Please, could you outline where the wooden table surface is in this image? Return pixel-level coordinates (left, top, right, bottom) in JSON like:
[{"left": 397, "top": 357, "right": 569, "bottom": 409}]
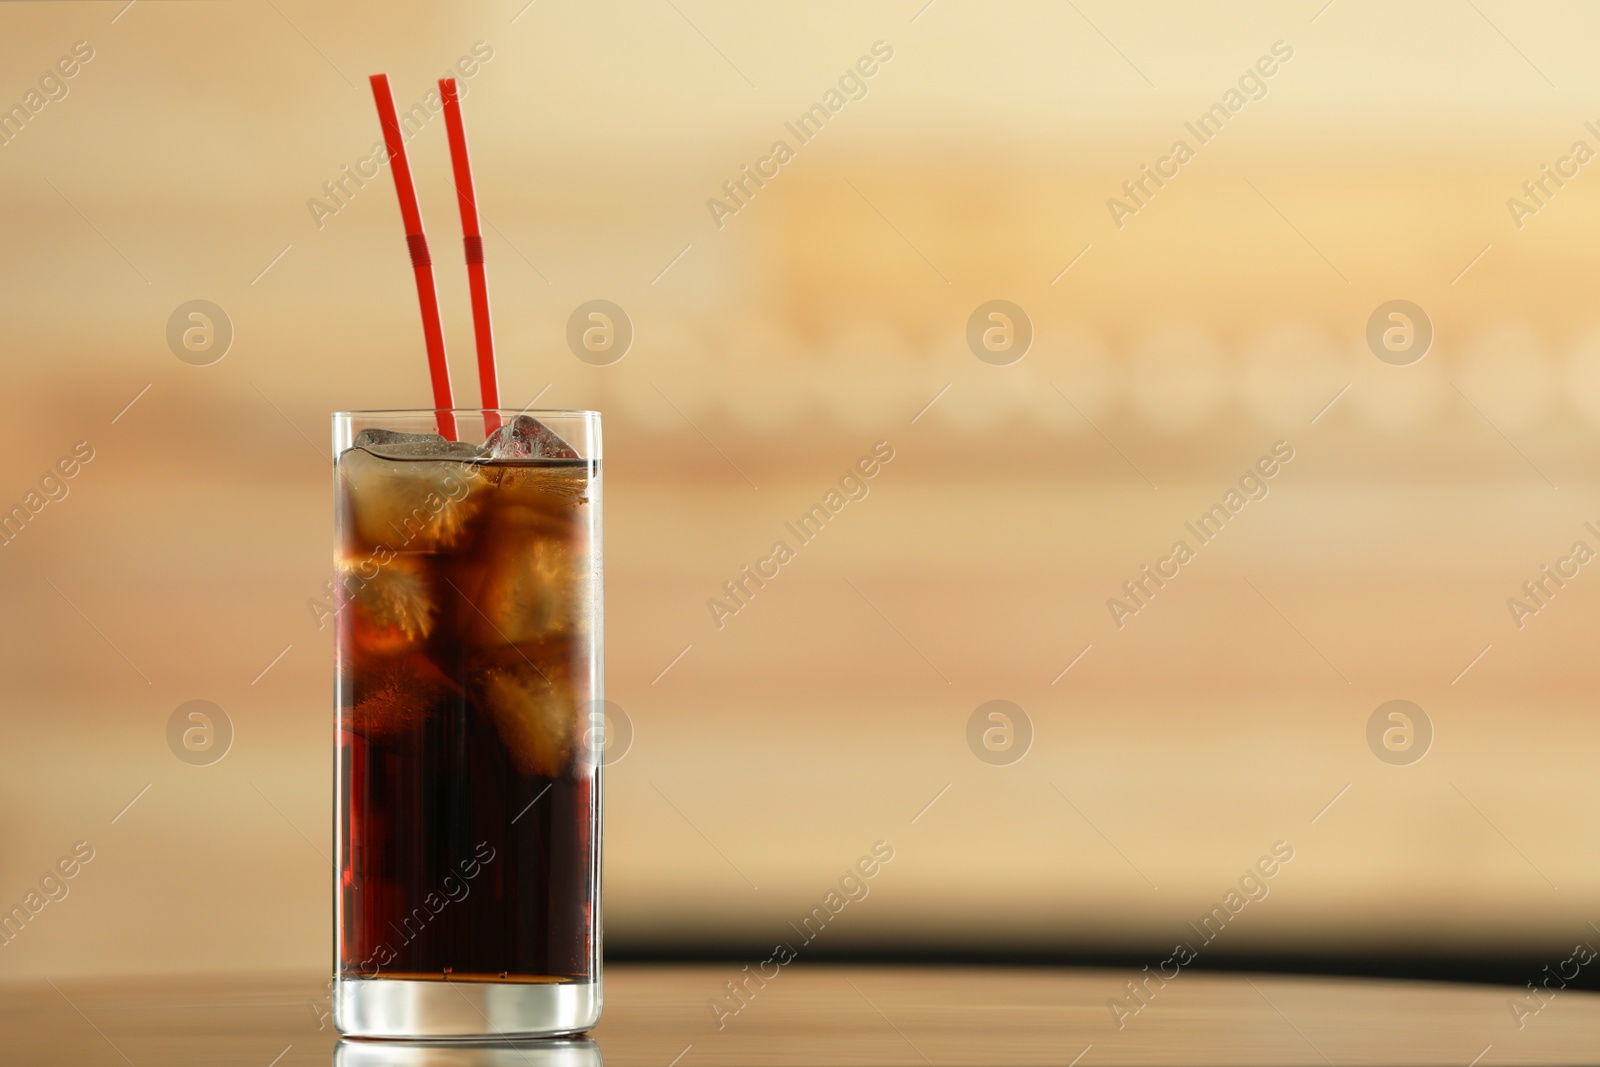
[{"left": 3, "top": 965, "right": 1595, "bottom": 1066}]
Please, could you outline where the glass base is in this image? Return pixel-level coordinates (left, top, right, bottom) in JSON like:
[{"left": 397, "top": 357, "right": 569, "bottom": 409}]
[
  {"left": 336, "top": 1037, "right": 601, "bottom": 1066},
  {"left": 334, "top": 976, "right": 601, "bottom": 1039}
]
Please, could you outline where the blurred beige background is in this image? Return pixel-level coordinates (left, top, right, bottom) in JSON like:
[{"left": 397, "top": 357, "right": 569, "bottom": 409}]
[{"left": 2, "top": 0, "right": 1599, "bottom": 979}]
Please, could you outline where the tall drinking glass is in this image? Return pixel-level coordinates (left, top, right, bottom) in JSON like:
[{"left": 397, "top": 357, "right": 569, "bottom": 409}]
[{"left": 331, "top": 409, "right": 602, "bottom": 1038}]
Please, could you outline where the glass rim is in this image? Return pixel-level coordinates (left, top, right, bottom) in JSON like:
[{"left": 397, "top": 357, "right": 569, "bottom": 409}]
[{"left": 332, "top": 408, "right": 599, "bottom": 419}]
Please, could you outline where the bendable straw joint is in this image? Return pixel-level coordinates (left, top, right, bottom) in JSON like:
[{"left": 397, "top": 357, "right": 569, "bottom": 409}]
[
  {"left": 406, "top": 233, "right": 432, "bottom": 268},
  {"left": 463, "top": 235, "right": 485, "bottom": 265}
]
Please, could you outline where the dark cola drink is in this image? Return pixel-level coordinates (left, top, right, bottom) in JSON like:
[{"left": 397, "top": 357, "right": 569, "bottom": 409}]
[{"left": 333, "top": 411, "right": 602, "bottom": 1038}]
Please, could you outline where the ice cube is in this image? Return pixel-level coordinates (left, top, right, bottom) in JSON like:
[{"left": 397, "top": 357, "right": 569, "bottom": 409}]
[
  {"left": 475, "top": 655, "right": 582, "bottom": 777},
  {"left": 455, "top": 506, "right": 592, "bottom": 649},
  {"left": 340, "top": 554, "right": 434, "bottom": 643},
  {"left": 344, "top": 657, "right": 445, "bottom": 739},
  {"left": 482, "top": 463, "right": 592, "bottom": 502},
  {"left": 352, "top": 428, "right": 487, "bottom": 461},
  {"left": 339, "top": 445, "right": 484, "bottom": 551},
  {"left": 484, "top": 415, "right": 579, "bottom": 460}
]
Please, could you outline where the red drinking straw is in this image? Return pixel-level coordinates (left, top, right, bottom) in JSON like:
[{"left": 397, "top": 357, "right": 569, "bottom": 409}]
[
  {"left": 369, "top": 73, "right": 457, "bottom": 441},
  {"left": 439, "top": 78, "right": 501, "bottom": 435}
]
